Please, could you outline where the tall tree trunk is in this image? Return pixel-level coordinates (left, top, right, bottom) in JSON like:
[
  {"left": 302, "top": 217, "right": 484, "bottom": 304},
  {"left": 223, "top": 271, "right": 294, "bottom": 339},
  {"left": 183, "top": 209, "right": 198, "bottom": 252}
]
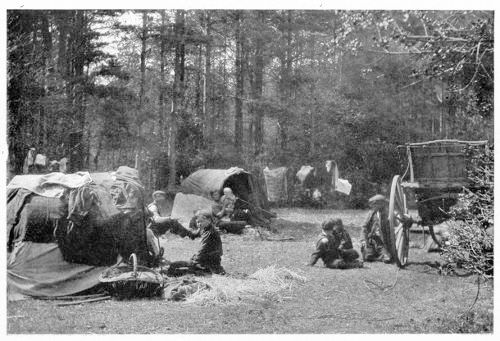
[
  {"left": 234, "top": 11, "right": 244, "bottom": 152},
  {"left": 158, "top": 10, "right": 167, "bottom": 145},
  {"left": 218, "top": 33, "right": 228, "bottom": 135},
  {"left": 252, "top": 11, "right": 265, "bottom": 156},
  {"left": 30, "top": 26, "right": 43, "bottom": 148},
  {"left": 204, "top": 11, "right": 213, "bottom": 143},
  {"left": 40, "top": 11, "right": 52, "bottom": 150},
  {"left": 245, "top": 39, "right": 254, "bottom": 148},
  {"left": 308, "top": 36, "right": 316, "bottom": 156},
  {"left": 68, "top": 10, "right": 87, "bottom": 171},
  {"left": 55, "top": 11, "right": 69, "bottom": 79},
  {"left": 139, "top": 11, "right": 147, "bottom": 109},
  {"left": 56, "top": 11, "right": 75, "bottom": 164},
  {"left": 195, "top": 43, "right": 203, "bottom": 121},
  {"left": 136, "top": 11, "right": 148, "bottom": 169},
  {"left": 278, "top": 10, "right": 293, "bottom": 150},
  {"left": 168, "top": 10, "right": 186, "bottom": 191},
  {"left": 53, "top": 11, "right": 71, "bottom": 155},
  {"left": 7, "top": 11, "right": 35, "bottom": 174}
]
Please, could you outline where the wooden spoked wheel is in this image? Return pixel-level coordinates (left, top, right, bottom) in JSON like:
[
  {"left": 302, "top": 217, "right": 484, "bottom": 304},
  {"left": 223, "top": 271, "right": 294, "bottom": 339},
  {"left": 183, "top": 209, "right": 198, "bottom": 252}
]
[{"left": 389, "top": 175, "right": 410, "bottom": 267}]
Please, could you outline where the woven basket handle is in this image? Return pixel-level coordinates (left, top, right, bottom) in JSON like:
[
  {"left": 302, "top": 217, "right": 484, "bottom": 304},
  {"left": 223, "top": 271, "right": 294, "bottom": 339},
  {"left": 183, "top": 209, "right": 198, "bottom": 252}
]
[{"left": 129, "top": 253, "right": 137, "bottom": 277}]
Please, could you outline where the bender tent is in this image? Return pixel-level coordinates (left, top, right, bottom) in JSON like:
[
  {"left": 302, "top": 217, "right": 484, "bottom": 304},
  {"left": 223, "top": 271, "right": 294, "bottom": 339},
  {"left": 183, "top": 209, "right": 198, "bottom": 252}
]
[
  {"left": 179, "top": 167, "right": 274, "bottom": 226},
  {"left": 7, "top": 168, "right": 150, "bottom": 300}
]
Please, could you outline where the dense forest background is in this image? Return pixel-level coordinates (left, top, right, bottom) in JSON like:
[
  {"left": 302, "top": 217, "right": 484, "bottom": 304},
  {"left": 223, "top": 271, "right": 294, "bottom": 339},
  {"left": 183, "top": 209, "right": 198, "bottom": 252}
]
[{"left": 7, "top": 10, "right": 494, "bottom": 207}]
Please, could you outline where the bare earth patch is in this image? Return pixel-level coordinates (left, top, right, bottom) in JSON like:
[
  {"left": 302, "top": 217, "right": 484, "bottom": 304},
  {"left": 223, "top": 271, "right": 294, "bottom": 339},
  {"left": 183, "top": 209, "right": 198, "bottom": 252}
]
[{"left": 7, "top": 209, "right": 493, "bottom": 334}]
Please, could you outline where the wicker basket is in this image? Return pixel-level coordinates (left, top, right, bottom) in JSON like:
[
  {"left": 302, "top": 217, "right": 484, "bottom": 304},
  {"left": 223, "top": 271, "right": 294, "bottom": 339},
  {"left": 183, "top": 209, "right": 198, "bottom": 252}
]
[{"left": 99, "top": 254, "right": 164, "bottom": 299}]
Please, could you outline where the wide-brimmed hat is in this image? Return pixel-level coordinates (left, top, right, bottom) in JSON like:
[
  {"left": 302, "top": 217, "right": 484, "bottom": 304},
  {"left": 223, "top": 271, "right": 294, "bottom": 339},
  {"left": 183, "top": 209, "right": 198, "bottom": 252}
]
[
  {"left": 368, "top": 194, "right": 388, "bottom": 204},
  {"left": 152, "top": 190, "right": 167, "bottom": 199}
]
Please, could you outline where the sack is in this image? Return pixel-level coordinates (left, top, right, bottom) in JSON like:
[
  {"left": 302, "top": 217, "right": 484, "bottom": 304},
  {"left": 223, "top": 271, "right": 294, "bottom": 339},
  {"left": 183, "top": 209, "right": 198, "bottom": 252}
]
[
  {"left": 34, "top": 154, "right": 47, "bottom": 167},
  {"left": 335, "top": 178, "right": 352, "bottom": 195},
  {"left": 263, "top": 167, "right": 288, "bottom": 202}
]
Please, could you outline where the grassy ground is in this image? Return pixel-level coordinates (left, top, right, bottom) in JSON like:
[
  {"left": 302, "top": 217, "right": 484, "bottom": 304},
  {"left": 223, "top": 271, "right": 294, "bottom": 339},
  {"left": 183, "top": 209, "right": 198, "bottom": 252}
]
[{"left": 7, "top": 208, "right": 493, "bottom": 334}]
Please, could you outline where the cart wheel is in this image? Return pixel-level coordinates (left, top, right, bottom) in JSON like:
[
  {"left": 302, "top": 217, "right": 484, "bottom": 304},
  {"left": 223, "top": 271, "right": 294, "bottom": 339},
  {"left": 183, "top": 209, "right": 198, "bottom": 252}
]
[{"left": 388, "top": 175, "right": 410, "bottom": 267}]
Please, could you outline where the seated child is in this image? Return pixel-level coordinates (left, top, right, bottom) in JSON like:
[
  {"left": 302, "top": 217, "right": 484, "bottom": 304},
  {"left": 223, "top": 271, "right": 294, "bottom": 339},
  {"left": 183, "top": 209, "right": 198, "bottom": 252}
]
[
  {"left": 216, "top": 187, "right": 236, "bottom": 221},
  {"left": 309, "top": 218, "right": 363, "bottom": 269},
  {"left": 167, "top": 209, "right": 225, "bottom": 276},
  {"left": 360, "top": 194, "right": 393, "bottom": 263}
]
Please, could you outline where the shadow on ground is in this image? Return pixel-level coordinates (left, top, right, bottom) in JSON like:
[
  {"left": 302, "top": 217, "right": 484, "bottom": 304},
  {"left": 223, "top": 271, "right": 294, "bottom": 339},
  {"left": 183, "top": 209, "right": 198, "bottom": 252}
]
[{"left": 269, "top": 218, "right": 319, "bottom": 240}]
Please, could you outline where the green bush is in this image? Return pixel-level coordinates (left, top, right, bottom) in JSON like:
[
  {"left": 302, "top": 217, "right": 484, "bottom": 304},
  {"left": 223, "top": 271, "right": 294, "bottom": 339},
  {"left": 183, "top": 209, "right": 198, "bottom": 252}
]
[{"left": 442, "top": 144, "right": 493, "bottom": 279}]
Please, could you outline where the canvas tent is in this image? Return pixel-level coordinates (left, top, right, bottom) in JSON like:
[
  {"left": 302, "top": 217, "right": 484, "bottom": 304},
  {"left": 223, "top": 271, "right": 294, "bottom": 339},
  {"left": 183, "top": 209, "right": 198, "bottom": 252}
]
[
  {"left": 178, "top": 167, "right": 273, "bottom": 226},
  {"left": 7, "top": 168, "right": 150, "bottom": 300}
]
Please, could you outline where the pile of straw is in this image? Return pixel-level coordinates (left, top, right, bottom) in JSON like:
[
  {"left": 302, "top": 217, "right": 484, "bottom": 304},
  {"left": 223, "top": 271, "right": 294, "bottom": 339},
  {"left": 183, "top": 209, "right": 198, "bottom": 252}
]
[{"left": 178, "top": 265, "right": 307, "bottom": 306}]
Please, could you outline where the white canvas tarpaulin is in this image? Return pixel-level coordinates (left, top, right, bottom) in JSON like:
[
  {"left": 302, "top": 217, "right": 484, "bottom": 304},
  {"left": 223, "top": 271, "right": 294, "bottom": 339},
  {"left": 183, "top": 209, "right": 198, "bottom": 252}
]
[
  {"left": 263, "top": 167, "right": 288, "bottom": 202},
  {"left": 335, "top": 178, "right": 352, "bottom": 195},
  {"left": 7, "top": 172, "right": 92, "bottom": 198},
  {"left": 296, "top": 165, "right": 314, "bottom": 184},
  {"left": 326, "top": 160, "right": 339, "bottom": 190},
  {"left": 171, "top": 193, "right": 215, "bottom": 228}
]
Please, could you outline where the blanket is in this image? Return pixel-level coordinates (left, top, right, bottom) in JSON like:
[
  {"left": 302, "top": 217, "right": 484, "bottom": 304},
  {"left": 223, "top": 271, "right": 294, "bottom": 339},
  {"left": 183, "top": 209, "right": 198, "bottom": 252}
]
[{"left": 7, "top": 172, "right": 92, "bottom": 198}]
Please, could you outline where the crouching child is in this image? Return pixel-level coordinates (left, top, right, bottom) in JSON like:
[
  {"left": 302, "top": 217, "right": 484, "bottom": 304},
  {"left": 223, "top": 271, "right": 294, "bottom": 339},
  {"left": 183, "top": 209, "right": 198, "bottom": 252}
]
[
  {"left": 167, "top": 209, "right": 225, "bottom": 276},
  {"left": 309, "top": 218, "right": 363, "bottom": 269},
  {"left": 360, "top": 194, "right": 393, "bottom": 263}
]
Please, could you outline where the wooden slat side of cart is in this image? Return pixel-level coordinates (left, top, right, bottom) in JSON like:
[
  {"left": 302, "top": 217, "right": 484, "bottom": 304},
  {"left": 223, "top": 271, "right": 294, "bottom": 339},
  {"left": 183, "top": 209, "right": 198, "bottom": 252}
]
[
  {"left": 402, "top": 139, "right": 488, "bottom": 226},
  {"left": 387, "top": 139, "right": 488, "bottom": 267},
  {"left": 403, "top": 139, "right": 487, "bottom": 188}
]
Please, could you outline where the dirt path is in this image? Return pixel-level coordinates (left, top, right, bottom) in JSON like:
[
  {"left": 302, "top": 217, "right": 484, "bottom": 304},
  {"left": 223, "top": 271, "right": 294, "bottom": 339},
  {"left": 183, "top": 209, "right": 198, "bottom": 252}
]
[{"left": 7, "top": 209, "right": 493, "bottom": 333}]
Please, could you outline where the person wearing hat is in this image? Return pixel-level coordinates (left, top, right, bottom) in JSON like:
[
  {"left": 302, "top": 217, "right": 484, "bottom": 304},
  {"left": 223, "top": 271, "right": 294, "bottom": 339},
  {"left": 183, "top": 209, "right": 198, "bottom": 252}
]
[
  {"left": 167, "top": 209, "right": 225, "bottom": 276},
  {"left": 360, "top": 194, "right": 393, "bottom": 263},
  {"left": 309, "top": 218, "right": 363, "bottom": 269},
  {"left": 147, "top": 190, "right": 188, "bottom": 237},
  {"left": 148, "top": 191, "right": 171, "bottom": 223}
]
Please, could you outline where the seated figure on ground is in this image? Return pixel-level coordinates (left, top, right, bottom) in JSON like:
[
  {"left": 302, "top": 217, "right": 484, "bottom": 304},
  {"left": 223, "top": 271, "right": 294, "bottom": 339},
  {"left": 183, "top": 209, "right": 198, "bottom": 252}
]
[
  {"left": 216, "top": 187, "right": 236, "bottom": 220},
  {"left": 210, "top": 190, "right": 223, "bottom": 214},
  {"left": 309, "top": 218, "right": 363, "bottom": 269},
  {"left": 167, "top": 209, "right": 225, "bottom": 276},
  {"left": 212, "top": 187, "right": 250, "bottom": 233}
]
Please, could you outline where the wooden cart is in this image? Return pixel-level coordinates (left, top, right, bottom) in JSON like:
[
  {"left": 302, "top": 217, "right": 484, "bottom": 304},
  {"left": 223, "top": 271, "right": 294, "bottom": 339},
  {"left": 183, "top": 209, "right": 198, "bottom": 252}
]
[{"left": 387, "top": 139, "right": 488, "bottom": 267}]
